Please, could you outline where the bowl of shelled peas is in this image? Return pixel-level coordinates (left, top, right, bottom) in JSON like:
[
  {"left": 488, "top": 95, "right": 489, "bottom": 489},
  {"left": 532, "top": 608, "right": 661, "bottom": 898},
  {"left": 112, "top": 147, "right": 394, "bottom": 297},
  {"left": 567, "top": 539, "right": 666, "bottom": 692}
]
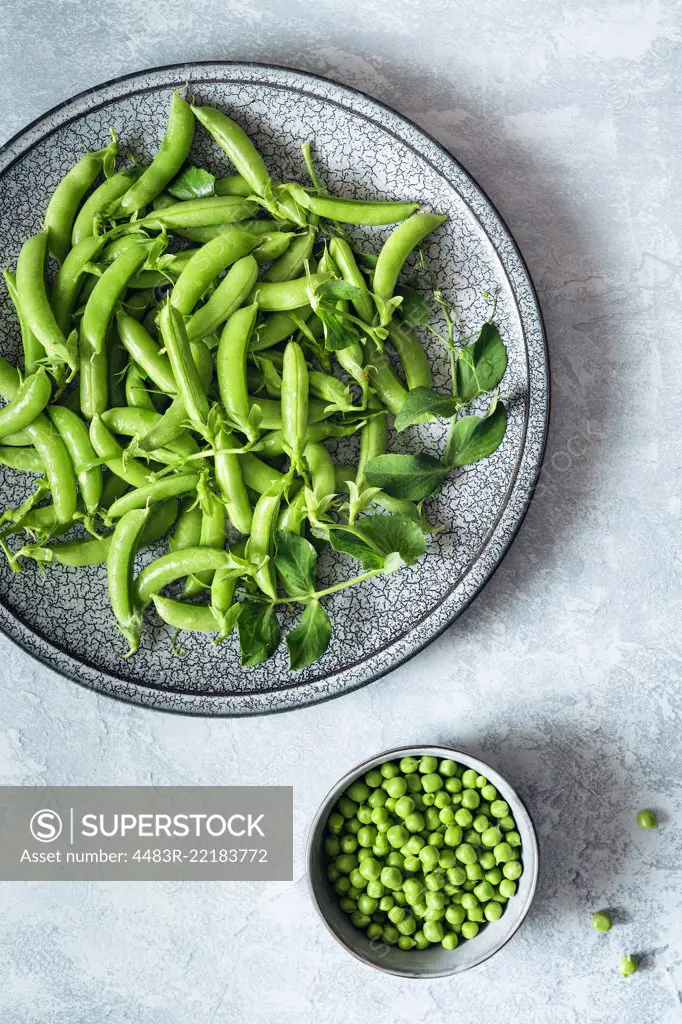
[{"left": 307, "top": 745, "right": 539, "bottom": 978}]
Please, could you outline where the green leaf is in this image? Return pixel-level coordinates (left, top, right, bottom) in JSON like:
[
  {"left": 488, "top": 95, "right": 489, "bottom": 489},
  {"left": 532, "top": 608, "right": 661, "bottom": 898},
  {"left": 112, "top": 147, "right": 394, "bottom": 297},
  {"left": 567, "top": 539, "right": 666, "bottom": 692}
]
[
  {"left": 329, "top": 529, "right": 386, "bottom": 570},
  {"left": 445, "top": 400, "right": 507, "bottom": 468},
  {"left": 396, "top": 285, "right": 431, "bottom": 325},
  {"left": 353, "top": 514, "right": 427, "bottom": 566},
  {"left": 455, "top": 322, "right": 507, "bottom": 403},
  {"left": 168, "top": 166, "right": 216, "bottom": 200},
  {"left": 316, "top": 279, "right": 364, "bottom": 302},
  {"left": 274, "top": 530, "right": 317, "bottom": 597},
  {"left": 237, "top": 601, "right": 281, "bottom": 667},
  {"left": 364, "top": 453, "right": 447, "bottom": 501},
  {"left": 316, "top": 306, "right": 364, "bottom": 352},
  {"left": 394, "top": 387, "right": 459, "bottom": 432},
  {"left": 286, "top": 600, "right": 332, "bottom": 670}
]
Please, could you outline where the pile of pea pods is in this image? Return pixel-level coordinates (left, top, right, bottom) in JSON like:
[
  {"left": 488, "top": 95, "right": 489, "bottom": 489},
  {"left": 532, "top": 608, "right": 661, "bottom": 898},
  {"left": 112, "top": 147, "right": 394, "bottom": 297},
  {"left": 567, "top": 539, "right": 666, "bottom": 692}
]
[{"left": 0, "top": 91, "right": 477, "bottom": 669}]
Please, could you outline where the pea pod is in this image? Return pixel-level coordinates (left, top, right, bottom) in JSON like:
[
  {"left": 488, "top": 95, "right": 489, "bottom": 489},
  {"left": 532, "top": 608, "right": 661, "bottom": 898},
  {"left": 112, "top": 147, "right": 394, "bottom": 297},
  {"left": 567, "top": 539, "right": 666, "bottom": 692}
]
[
  {"left": 247, "top": 490, "right": 282, "bottom": 600},
  {"left": 136, "top": 397, "right": 188, "bottom": 453},
  {"left": 152, "top": 595, "right": 218, "bottom": 633},
  {"left": 0, "top": 369, "right": 52, "bottom": 439},
  {"left": 184, "top": 482, "right": 226, "bottom": 597},
  {"left": 364, "top": 335, "right": 408, "bottom": 415},
  {"left": 285, "top": 183, "right": 419, "bottom": 226},
  {"left": 140, "top": 196, "right": 259, "bottom": 231},
  {"left": 116, "top": 312, "right": 177, "bottom": 395},
  {"left": 263, "top": 227, "right": 315, "bottom": 283},
  {"left": 281, "top": 340, "right": 308, "bottom": 470},
  {"left": 249, "top": 272, "right": 331, "bottom": 312},
  {"left": 135, "top": 546, "right": 242, "bottom": 609},
  {"left": 107, "top": 508, "right": 149, "bottom": 655},
  {"left": 51, "top": 235, "right": 108, "bottom": 334},
  {"left": 2, "top": 270, "right": 42, "bottom": 374},
  {"left": 48, "top": 405, "right": 102, "bottom": 514},
  {"left": 191, "top": 105, "right": 271, "bottom": 196},
  {"left": 356, "top": 399, "right": 387, "bottom": 487},
  {"left": 248, "top": 395, "right": 331, "bottom": 431},
  {"left": 158, "top": 303, "right": 209, "bottom": 434},
  {"left": 241, "top": 453, "right": 285, "bottom": 496},
  {"left": 328, "top": 237, "right": 375, "bottom": 323},
  {"left": 214, "top": 428, "right": 253, "bottom": 535},
  {"left": 373, "top": 212, "right": 447, "bottom": 302},
  {"left": 389, "top": 322, "right": 432, "bottom": 391},
  {"left": 278, "top": 488, "right": 307, "bottom": 534},
  {"left": 211, "top": 539, "right": 245, "bottom": 638},
  {"left": 81, "top": 243, "right": 151, "bottom": 355},
  {"left": 253, "top": 233, "right": 294, "bottom": 264},
  {"left": 72, "top": 168, "right": 139, "bottom": 245},
  {"left": 107, "top": 474, "right": 201, "bottom": 519},
  {"left": 115, "top": 92, "right": 194, "bottom": 217},
  {"left": 214, "top": 174, "right": 252, "bottom": 197},
  {"left": 169, "top": 500, "right": 203, "bottom": 554},
  {"left": 0, "top": 446, "right": 44, "bottom": 472},
  {"left": 186, "top": 255, "right": 258, "bottom": 343},
  {"left": 170, "top": 231, "right": 264, "bottom": 315},
  {"left": 44, "top": 135, "right": 118, "bottom": 263},
  {"left": 124, "top": 363, "right": 157, "bottom": 411},
  {"left": 305, "top": 441, "right": 336, "bottom": 500},
  {"left": 16, "top": 231, "right": 78, "bottom": 377},
  {"left": 172, "top": 218, "right": 287, "bottom": 244},
  {"left": 251, "top": 307, "right": 312, "bottom": 351},
  {"left": 217, "top": 302, "right": 259, "bottom": 439},
  {"left": 89, "top": 414, "right": 152, "bottom": 488},
  {"left": 255, "top": 419, "right": 361, "bottom": 459}
]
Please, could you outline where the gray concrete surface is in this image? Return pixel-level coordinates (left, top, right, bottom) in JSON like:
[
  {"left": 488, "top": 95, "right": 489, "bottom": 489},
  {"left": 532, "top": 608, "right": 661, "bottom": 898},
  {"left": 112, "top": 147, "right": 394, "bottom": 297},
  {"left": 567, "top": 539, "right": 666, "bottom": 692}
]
[{"left": 1, "top": 1, "right": 681, "bottom": 1021}]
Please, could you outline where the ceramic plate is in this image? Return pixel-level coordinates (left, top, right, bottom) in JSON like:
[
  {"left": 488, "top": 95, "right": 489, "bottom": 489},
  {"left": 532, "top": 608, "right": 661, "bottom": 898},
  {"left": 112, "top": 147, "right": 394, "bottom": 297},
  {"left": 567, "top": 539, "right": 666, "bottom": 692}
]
[{"left": 0, "top": 62, "right": 548, "bottom": 715}]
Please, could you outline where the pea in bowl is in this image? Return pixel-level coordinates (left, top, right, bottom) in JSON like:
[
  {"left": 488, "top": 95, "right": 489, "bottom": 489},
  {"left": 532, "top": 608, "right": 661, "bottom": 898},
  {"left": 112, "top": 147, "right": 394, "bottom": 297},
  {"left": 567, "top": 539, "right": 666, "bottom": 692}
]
[{"left": 306, "top": 745, "right": 538, "bottom": 978}]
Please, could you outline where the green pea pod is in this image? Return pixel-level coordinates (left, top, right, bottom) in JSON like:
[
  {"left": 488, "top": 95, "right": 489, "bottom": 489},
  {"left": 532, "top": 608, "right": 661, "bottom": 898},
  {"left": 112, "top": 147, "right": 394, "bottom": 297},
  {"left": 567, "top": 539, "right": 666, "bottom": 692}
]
[
  {"left": 364, "top": 335, "right": 408, "bottom": 415},
  {"left": 16, "top": 232, "right": 78, "bottom": 377},
  {"left": 51, "top": 235, "right": 108, "bottom": 335},
  {"left": 240, "top": 453, "right": 285, "bottom": 496},
  {"left": 186, "top": 254, "right": 259, "bottom": 342},
  {"left": 108, "top": 507, "right": 149, "bottom": 655},
  {"left": 256, "top": 419, "right": 361, "bottom": 459},
  {"left": 247, "top": 395, "right": 330, "bottom": 431},
  {"left": 389, "top": 322, "right": 432, "bottom": 390},
  {"left": 304, "top": 441, "right": 336, "bottom": 500},
  {"left": 247, "top": 490, "right": 282, "bottom": 600},
  {"left": 137, "top": 397, "right": 188, "bottom": 453},
  {"left": 214, "top": 427, "right": 253, "bottom": 535},
  {"left": 308, "top": 370, "right": 355, "bottom": 411},
  {"left": 0, "top": 445, "right": 44, "bottom": 472},
  {"left": 78, "top": 330, "right": 109, "bottom": 420},
  {"left": 184, "top": 483, "right": 226, "bottom": 597},
  {"left": 249, "top": 272, "right": 331, "bottom": 312},
  {"left": 373, "top": 212, "right": 447, "bottom": 302},
  {"left": 101, "top": 407, "right": 199, "bottom": 462},
  {"left": 48, "top": 405, "right": 102, "bottom": 514},
  {"left": 116, "top": 311, "right": 177, "bottom": 395},
  {"left": 2, "top": 270, "right": 43, "bottom": 374},
  {"left": 158, "top": 303, "right": 209, "bottom": 433},
  {"left": 277, "top": 488, "right": 308, "bottom": 535},
  {"left": 44, "top": 135, "right": 118, "bottom": 263},
  {"left": 72, "top": 168, "right": 139, "bottom": 245},
  {"left": 152, "top": 595, "right": 218, "bottom": 633},
  {"left": 169, "top": 500, "right": 202, "bottom": 553},
  {"left": 336, "top": 342, "right": 368, "bottom": 400},
  {"left": 0, "top": 368, "right": 51, "bottom": 439},
  {"left": 140, "top": 196, "right": 259, "bottom": 231},
  {"left": 214, "top": 174, "right": 252, "bottom": 197},
  {"left": 107, "top": 474, "right": 201, "bottom": 519},
  {"left": 191, "top": 105, "right": 271, "bottom": 196},
  {"left": 285, "top": 183, "right": 419, "bottom": 226},
  {"left": 171, "top": 218, "right": 287, "bottom": 244},
  {"left": 251, "top": 307, "right": 312, "bottom": 351},
  {"left": 329, "top": 237, "right": 375, "bottom": 323},
  {"left": 100, "top": 470, "right": 130, "bottom": 511},
  {"left": 217, "top": 302, "right": 259, "bottom": 439},
  {"left": 281, "top": 340, "right": 309, "bottom": 469},
  {"left": 170, "top": 231, "right": 264, "bottom": 315},
  {"left": 263, "top": 227, "right": 315, "bottom": 283},
  {"left": 89, "top": 414, "right": 151, "bottom": 488},
  {"left": 124, "top": 363, "right": 156, "bottom": 411},
  {"left": 357, "top": 398, "right": 388, "bottom": 487},
  {"left": 253, "top": 233, "right": 294, "bottom": 264},
  {"left": 135, "top": 546, "right": 242, "bottom": 609},
  {"left": 82, "top": 243, "right": 151, "bottom": 355},
  {"left": 115, "top": 92, "right": 194, "bottom": 217},
  {"left": 210, "top": 538, "right": 246, "bottom": 638}
]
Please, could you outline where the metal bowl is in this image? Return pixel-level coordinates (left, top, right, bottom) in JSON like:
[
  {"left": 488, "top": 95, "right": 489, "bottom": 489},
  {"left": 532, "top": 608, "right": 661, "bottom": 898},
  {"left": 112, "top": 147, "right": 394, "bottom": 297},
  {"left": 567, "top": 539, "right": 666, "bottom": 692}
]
[{"left": 307, "top": 744, "right": 539, "bottom": 978}]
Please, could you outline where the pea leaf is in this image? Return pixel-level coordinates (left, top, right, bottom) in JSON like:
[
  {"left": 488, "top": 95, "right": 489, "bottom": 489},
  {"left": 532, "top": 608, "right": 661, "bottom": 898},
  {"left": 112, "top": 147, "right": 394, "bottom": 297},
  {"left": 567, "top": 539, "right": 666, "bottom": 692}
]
[
  {"left": 237, "top": 601, "right": 281, "bottom": 667},
  {"left": 445, "top": 400, "right": 507, "bottom": 468},
  {"left": 455, "top": 322, "right": 507, "bottom": 403},
  {"left": 316, "top": 279, "right": 364, "bottom": 303},
  {"left": 364, "top": 453, "right": 447, "bottom": 501},
  {"left": 394, "top": 387, "right": 459, "bottom": 432},
  {"left": 168, "top": 166, "right": 216, "bottom": 200},
  {"left": 329, "top": 529, "right": 386, "bottom": 570},
  {"left": 316, "top": 306, "right": 364, "bottom": 352},
  {"left": 274, "top": 530, "right": 317, "bottom": 597},
  {"left": 286, "top": 601, "right": 332, "bottom": 670},
  {"left": 353, "top": 514, "right": 427, "bottom": 566},
  {"left": 396, "top": 285, "right": 431, "bottom": 326}
]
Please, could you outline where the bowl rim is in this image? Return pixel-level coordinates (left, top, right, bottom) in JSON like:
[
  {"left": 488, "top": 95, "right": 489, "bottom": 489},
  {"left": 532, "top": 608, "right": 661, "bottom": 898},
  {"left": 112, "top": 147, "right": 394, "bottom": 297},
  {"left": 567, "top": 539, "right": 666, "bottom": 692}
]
[{"left": 306, "top": 743, "right": 539, "bottom": 978}]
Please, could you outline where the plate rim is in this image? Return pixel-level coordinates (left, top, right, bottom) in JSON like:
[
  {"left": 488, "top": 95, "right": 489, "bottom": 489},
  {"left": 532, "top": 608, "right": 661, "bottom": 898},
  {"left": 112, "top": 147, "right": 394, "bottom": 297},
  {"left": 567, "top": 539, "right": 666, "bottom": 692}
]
[{"left": 0, "top": 60, "right": 550, "bottom": 716}]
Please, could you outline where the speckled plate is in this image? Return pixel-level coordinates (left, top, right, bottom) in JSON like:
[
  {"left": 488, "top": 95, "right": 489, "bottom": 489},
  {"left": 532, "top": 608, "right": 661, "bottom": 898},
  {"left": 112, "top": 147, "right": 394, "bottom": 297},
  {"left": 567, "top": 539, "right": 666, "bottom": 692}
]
[{"left": 0, "top": 62, "right": 548, "bottom": 716}]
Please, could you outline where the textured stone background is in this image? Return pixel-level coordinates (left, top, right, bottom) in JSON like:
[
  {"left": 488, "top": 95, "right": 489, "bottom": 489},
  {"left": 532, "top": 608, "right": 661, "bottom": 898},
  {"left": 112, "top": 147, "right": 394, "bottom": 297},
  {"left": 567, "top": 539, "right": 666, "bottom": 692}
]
[{"left": 1, "top": 1, "right": 681, "bottom": 1021}]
